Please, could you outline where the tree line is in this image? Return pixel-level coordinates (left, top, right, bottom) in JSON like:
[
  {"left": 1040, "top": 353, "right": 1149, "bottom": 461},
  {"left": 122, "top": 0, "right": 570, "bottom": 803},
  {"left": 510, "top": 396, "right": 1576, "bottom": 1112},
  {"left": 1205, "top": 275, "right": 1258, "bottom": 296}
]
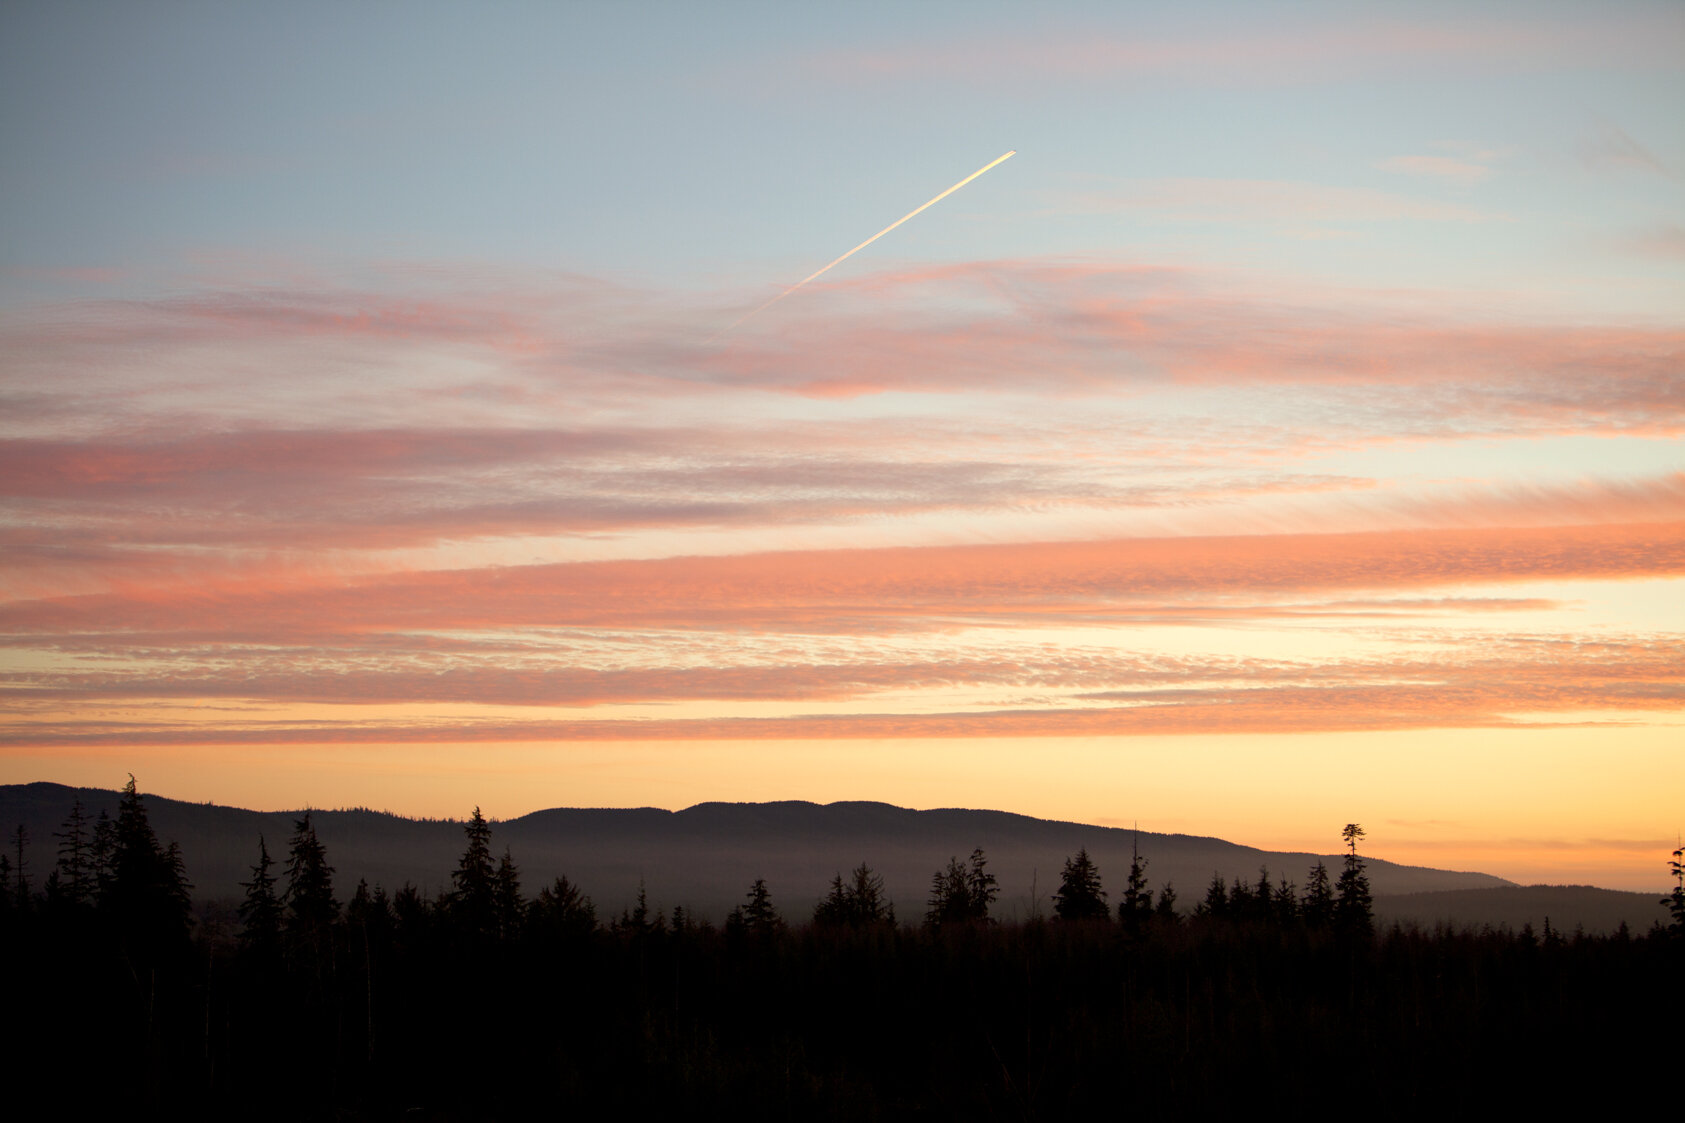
[
  {"left": 9, "top": 777, "right": 1679, "bottom": 958},
  {"left": 4, "top": 777, "right": 1679, "bottom": 1120}
]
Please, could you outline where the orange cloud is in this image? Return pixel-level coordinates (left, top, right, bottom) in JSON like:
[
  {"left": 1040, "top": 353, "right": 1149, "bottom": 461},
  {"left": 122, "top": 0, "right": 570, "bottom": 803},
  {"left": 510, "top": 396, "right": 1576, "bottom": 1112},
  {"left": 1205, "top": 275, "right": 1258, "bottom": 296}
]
[
  {"left": 7, "top": 633, "right": 1677, "bottom": 714},
  {"left": 7, "top": 673, "right": 1680, "bottom": 746},
  {"left": 4, "top": 519, "right": 1680, "bottom": 642}
]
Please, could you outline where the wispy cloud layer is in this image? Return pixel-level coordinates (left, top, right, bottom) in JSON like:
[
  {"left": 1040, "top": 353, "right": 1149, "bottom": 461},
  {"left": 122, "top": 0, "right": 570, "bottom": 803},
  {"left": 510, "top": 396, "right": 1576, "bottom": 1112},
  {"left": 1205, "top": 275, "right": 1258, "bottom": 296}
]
[
  {"left": 4, "top": 514, "right": 1680, "bottom": 746},
  {"left": 5, "top": 246, "right": 1681, "bottom": 754},
  {"left": 801, "top": 13, "right": 1684, "bottom": 87},
  {"left": 1376, "top": 155, "right": 1493, "bottom": 184},
  {"left": 12, "top": 261, "right": 1678, "bottom": 426}
]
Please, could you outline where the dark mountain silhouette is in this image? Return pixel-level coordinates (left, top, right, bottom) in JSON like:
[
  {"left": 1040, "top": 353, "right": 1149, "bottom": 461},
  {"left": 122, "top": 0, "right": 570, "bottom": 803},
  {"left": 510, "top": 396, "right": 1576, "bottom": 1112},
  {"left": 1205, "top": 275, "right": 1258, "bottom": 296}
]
[
  {"left": 4, "top": 780, "right": 1661, "bottom": 931},
  {"left": 1374, "top": 883, "right": 1666, "bottom": 936}
]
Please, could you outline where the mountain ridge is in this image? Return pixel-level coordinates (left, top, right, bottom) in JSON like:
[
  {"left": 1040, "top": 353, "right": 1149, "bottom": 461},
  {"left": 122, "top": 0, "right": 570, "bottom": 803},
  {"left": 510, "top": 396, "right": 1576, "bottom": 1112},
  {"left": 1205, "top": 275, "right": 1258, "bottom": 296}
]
[{"left": 3, "top": 781, "right": 1666, "bottom": 933}]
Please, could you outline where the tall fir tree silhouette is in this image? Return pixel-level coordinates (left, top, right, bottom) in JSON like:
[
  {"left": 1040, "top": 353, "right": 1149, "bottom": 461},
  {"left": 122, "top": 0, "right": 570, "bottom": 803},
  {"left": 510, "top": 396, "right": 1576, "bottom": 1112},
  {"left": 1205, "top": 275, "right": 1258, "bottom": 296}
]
[
  {"left": 1334, "top": 824, "right": 1373, "bottom": 939},
  {"left": 100, "top": 775, "right": 193, "bottom": 957},
  {"left": 239, "top": 835, "right": 283, "bottom": 956},
  {"left": 1119, "top": 837, "right": 1152, "bottom": 932},
  {"left": 52, "top": 798, "right": 94, "bottom": 908},
  {"left": 1053, "top": 848, "right": 1108, "bottom": 921},
  {"left": 735, "top": 878, "right": 781, "bottom": 935},
  {"left": 493, "top": 845, "right": 524, "bottom": 940},
  {"left": 452, "top": 807, "right": 496, "bottom": 937},
  {"left": 1302, "top": 861, "right": 1334, "bottom": 928},
  {"left": 283, "top": 812, "right": 338, "bottom": 963}
]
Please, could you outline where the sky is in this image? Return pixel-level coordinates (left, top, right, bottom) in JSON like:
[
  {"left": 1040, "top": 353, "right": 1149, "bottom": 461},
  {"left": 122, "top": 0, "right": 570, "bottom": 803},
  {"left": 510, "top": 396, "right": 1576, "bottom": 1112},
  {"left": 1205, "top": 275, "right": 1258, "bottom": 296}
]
[{"left": 1, "top": 1, "right": 1681, "bottom": 892}]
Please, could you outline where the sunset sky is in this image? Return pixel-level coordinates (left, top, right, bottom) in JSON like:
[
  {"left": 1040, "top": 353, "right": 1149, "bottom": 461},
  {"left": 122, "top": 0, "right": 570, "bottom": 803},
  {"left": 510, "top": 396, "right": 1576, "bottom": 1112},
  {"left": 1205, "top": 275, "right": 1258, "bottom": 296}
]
[{"left": 2, "top": 1, "right": 1681, "bottom": 891}]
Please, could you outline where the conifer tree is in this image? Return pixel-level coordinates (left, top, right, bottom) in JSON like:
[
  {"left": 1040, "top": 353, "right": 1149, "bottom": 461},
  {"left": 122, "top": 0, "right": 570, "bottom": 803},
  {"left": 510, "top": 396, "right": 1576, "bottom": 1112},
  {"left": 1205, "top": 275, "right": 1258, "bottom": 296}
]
[
  {"left": 1196, "top": 872, "right": 1228, "bottom": 919},
  {"left": 618, "top": 879, "right": 659, "bottom": 935},
  {"left": 1053, "top": 848, "right": 1108, "bottom": 921},
  {"left": 52, "top": 798, "right": 94, "bottom": 908},
  {"left": 1119, "top": 840, "right": 1152, "bottom": 931},
  {"left": 346, "top": 878, "right": 393, "bottom": 936},
  {"left": 1273, "top": 875, "right": 1297, "bottom": 923},
  {"left": 965, "top": 848, "right": 998, "bottom": 920},
  {"left": 816, "top": 873, "right": 850, "bottom": 927},
  {"left": 1301, "top": 861, "right": 1334, "bottom": 928},
  {"left": 1154, "top": 880, "right": 1179, "bottom": 924},
  {"left": 925, "top": 849, "right": 995, "bottom": 928},
  {"left": 493, "top": 846, "right": 523, "bottom": 940},
  {"left": 852, "top": 862, "right": 894, "bottom": 926},
  {"left": 1228, "top": 874, "right": 1254, "bottom": 918},
  {"left": 819, "top": 863, "right": 893, "bottom": 928},
  {"left": 451, "top": 807, "right": 496, "bottom": 936},
  {"left": 529, "top": 875, "right": 595, "bottom": 940},
  {"left": 1334, "top": 823, "right": 1373, "bottom": 939},
  {"left": 161, "top": 840, "right": 192, "bottom": 927},
  {"left": 392, "top": 882, "right": 432, "bottom": 938},
  {"left": 739, "top": 878, "right": 780, "bottom": 934},
  {"left": 283, "top": 811, "right": 339, "bottom": 956},
  {"left": 925, "top": 857, "right": 971, "bottom": 928},
  {"left": 239, "top": 835, "right": 283, "bottom": 955},
  {"left": 1251, "top": 868, "right": 1275, "bottom": 926},
  {"left": 101, "top": 776, "right": 192, "bottom": 954}
]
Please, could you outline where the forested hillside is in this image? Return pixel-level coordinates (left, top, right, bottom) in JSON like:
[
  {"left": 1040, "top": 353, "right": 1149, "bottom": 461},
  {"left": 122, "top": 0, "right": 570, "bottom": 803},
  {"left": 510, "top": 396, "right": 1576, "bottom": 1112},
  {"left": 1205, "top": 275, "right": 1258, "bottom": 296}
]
[{"left": 5, "top": 779, "right": 1682, "bottom": 1118}]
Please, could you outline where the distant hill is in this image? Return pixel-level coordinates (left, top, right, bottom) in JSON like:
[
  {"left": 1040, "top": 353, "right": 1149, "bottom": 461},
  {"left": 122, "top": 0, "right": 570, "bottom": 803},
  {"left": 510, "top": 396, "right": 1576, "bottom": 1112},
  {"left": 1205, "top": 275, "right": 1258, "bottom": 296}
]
[
  {"left": 1375, "top": 884, "right": 1668, "bottom": 937},
  {"left": 10, "top": 781, "right": 1661, "bottom": 932}
]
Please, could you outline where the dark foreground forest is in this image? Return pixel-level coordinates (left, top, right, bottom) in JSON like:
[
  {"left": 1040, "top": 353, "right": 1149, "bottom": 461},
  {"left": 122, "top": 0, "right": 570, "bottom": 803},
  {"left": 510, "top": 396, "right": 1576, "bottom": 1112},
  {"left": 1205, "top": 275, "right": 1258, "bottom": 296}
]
[{"left": 6, "top": 779, "right": 1682, "bottom": 1120}]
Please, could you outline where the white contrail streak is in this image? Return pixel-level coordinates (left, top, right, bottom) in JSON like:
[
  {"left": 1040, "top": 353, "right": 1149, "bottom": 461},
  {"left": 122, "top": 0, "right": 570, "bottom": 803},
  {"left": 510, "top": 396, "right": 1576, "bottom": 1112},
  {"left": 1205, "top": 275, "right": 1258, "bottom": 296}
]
[{"left": 720, "top": 149, "right": 1016, "bottom": 334}]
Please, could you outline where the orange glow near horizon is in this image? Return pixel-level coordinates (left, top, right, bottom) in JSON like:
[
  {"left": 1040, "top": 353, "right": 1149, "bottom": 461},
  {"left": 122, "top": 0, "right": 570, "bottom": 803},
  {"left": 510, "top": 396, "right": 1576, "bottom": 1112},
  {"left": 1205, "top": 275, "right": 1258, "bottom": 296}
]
[{"left": 6, "top": 720, "right": 1678, "bottom": 893}]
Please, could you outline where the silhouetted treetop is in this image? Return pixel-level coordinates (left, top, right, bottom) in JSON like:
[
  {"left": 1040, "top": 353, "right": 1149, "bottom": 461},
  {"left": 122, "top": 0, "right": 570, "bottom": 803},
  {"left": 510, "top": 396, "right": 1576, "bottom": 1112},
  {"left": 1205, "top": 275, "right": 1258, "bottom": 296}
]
[
  {"left": 925, "top": 848, "right": 996, "bottom": 928},
  {"left": 1054, "top": 848, "right": 1108, "bottom": 922},
  {"left": 452, "top": 806, "right": 496, "bottom": 937},
  {"left": 1335, "top": 823, "right": 1373, "bottom": 939},
  {"left": 99, "top": 775, "right": 193, "bottom": 955},
  {"left": 732, "top": 877, "right": 781, "bottom": 936},
  {"left": 283, "top": 811, "right": 339, "bottom": 954},
  {"left": 52, "top": 798, "right": 93, "bottom": 908},
  {"left": 239, "top": 835, "right": 282, "bottom": 955},
  {"left": 816, "top": 862, "right": 895, "bottom": 928}
]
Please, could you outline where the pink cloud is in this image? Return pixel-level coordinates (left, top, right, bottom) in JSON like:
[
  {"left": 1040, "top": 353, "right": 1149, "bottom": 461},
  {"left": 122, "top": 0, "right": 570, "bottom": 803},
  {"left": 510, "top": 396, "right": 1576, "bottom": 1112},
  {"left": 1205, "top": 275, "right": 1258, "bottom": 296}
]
[
  {"left": 4, "top": 518, "right": 1679, "bottom": 643},
  {"left": 705, "top": 265, "right": 1684, "bottom": 430},
  {"left": 0, "top": 428, "right": 1360, "bottom": 572},
  {"left": 8, "top": 632, "right": 1672, "bottom": 714},
  {"left": 9, "top": 261, "right": 1678, "bottom": 440},
  {"left": 7, "top": 656, "right": 1680, "bottom": 746}
]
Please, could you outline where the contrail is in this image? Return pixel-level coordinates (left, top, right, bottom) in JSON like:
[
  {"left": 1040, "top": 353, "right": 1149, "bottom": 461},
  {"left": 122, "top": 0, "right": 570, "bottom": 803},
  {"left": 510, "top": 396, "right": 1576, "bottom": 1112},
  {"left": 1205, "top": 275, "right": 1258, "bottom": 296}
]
[{"left": 720, "top": 149, "right": 1016, "bottom": 334}]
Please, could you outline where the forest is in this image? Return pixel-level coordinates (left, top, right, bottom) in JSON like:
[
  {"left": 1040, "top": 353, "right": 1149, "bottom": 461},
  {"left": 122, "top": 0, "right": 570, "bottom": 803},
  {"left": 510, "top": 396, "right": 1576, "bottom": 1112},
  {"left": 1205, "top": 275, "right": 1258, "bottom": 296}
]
[{"left": 5, "top": 777, "right": 1681, "bottom": 1120}]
